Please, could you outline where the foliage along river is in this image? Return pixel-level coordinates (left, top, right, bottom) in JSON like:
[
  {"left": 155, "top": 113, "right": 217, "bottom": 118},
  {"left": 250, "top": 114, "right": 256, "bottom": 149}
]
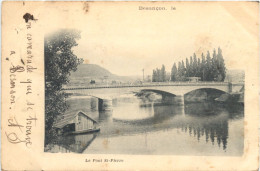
[{"left": 49, "top": 92, "right": 244, "bottom": 156}]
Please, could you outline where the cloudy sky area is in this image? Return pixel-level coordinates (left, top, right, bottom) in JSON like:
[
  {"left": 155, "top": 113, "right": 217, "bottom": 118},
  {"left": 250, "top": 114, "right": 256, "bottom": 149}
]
[{"left": 68, "top": 2, "right": 258, "bottom": 76}]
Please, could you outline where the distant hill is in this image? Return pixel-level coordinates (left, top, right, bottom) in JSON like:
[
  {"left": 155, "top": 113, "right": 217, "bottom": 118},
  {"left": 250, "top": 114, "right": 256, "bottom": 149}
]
[
  {"left": 225, "top": 69, "right": 245, "bottom": 83},
  {"left": 70, "top": 64, "right": 115, "bottom": 78},
  {"left": 68, "top": 64, "right": 141, "bottom": 84}
]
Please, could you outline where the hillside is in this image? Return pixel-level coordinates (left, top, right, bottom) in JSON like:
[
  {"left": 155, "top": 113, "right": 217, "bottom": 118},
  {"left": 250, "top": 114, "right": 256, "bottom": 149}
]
[
  {"left": 68, "top": 64, "right": 141, "bottom": 85},
  {"left": 70, "top": 64, "right": 115, "bottom": 78}
]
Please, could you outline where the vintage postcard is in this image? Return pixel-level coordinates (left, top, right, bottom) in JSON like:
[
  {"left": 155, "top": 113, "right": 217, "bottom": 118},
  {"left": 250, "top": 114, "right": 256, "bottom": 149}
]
[{"left": 1, "top": 1, "right": 259, "bottom": 170}]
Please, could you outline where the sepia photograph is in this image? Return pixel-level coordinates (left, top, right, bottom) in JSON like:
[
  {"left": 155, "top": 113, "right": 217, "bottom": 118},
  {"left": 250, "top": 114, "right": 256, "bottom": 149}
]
[
  {"left": 2, "top": 1, "right": 259, "bottom": 170},
  {"left": 44, "top": 4, "right": 245, "bottom": 155}
]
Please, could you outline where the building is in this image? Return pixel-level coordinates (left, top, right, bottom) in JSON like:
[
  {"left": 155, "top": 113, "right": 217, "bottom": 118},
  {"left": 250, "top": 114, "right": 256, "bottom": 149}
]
[{"left": 53, "top": 111, "right": 100, "bottom": 135}]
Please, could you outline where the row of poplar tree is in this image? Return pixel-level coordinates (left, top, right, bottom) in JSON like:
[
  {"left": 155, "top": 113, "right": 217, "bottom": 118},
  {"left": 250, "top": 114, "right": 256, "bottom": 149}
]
[{"left": 152, "top": 47, "right": 226, "bottom": 82}]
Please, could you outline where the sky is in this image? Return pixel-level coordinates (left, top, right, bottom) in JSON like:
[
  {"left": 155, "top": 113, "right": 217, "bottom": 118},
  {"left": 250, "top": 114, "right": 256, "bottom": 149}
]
[{"left": 54, "top": 2, "right": 259, "bottom": 76}]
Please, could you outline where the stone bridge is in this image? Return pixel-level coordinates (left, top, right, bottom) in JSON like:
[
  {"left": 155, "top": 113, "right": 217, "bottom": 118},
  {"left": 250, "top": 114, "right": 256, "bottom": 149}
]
[{"left": 63, "top": 82, "right": 244, "bottom": 111}]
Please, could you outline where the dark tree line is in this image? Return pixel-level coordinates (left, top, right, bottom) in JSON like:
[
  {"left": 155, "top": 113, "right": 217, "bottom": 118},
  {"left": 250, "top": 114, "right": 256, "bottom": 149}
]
[
  {"left": 152, "top": 65, "right": 167, "bottom": 82},
  {"left": 45, "top": 29, "right": 83, "bottom": 145},
  {"left": 152, "top": 48, "right": 226, "bottom": 82}
]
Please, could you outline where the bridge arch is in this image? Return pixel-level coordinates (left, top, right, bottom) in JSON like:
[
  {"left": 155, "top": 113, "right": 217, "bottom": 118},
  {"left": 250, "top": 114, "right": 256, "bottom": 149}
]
[
  {"left": 184, "top": 88, "right": 229, "bottom": 102},
  {"left": 138, "top": 89, "right": 183, "bottom": 105},
  {"left": 184, "top": 88, "right": 230, "bottom": 96},
  {"left": 139, "top": 89, "right": 177, "bottom": 97}
]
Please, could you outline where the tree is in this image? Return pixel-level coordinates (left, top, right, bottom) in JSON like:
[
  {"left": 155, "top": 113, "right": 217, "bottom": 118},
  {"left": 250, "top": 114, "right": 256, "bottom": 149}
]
[
  {"left": 211, "top": 49, "right": 219, "bottom": 81},
  {"left": 45, "top": 29, "right": 83, "bottom": 90},
  {"left": 156, "top": 68, "right": 161, "bottom": 82},
  {"left": 193, "top": 53, "right": 198, "bottom": 76},
  {"left": 181, "top": 60, "right": 186, "bottom": 81},
  {"left": 45, "top": 29, "right": 83, "bottom": 145},
  {"left": 153, "top": 68, "right": 159, "bottom": 82},
  {"left": 153, "top": 66, "right": 167, "bottom": 82},
  {"left": 171, "top": 63, "right": 178, "bottom": 81},
  {"left": 206, "top": 51, "right": 212, "bottom": 81},
  {"left": 161, "top": 65, "right": 166, "bottom": 82},
  {"left": 177, "top": 62, "right": 182, "bottom": 81},
  {"left": 201, "top": 53, "right": 206, "bottom": 81},
  {"left": 189, "top": 56, "right": 193, "bottom": 76},
  {"left": 197, "top": 58, "right": 201, "bottom": 80},
  {"left": 152, "top": 70, "right": 156, "bottom": 82},
  {"left": 185, "top": 58, "right": 190, "bottom": 77},
  {"left": 165, "top": 72, "right": 171, "bottom": 82},
  {"left": 153, "top": 47, "right": 226, "bottom": 82},
  {"left": 156, "top": 68, "right": 160, "bottom": 82},
  {"left": 217, "top": 47, "right": 226, "bottom": 81}
]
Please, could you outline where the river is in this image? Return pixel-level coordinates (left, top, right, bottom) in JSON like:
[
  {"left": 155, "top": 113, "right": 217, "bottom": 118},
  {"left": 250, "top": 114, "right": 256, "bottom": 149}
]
[{"left": 49, "top": 92, "right": 244, "bottom": 156}]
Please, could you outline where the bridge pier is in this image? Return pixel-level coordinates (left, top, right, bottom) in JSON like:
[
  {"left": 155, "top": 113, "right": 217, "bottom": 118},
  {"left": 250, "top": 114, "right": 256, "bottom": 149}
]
[
  {"left": 90, "top": 98, "right": 97, "bottom": 110},
  {"left": 98, "top": 98, "right": 113, "bottom": 111},
  {"left": 228, "top": 82, "right": 232, "bottom": 93},
  {"left": 161, "top": 94, "right": 184, "bottom": 105}
]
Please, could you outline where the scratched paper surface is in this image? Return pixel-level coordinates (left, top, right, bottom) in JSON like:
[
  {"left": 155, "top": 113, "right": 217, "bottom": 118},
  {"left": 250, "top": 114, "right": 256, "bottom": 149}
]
[{"left": 1, "top": 1, "right": 259, "bottom": 170}]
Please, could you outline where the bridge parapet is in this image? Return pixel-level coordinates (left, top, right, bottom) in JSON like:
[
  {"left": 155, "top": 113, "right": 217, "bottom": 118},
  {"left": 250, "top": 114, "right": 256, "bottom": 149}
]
[{"left": 63, "top": 81, "right": 234, "bottom": 90}]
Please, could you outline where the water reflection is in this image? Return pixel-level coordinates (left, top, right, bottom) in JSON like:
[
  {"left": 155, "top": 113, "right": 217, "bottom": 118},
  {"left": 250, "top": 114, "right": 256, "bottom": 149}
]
[
  {"left": 47, "top": 133, "right": 98, "bottom": 153},
  {"left": 180, "top": 113, "right": 229, "bottom": 150},
  {"left": 48, "top": 94, "right": 244, "bottom": 155},
  {"left": 113, "top": 103, "right": 181, "bottom": 125}
]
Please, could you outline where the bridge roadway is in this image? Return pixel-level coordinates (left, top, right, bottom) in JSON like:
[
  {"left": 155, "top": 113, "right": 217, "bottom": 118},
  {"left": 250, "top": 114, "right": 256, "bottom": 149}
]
[{"left": 63, "top": 82, "right": 243, "bottom": 97}]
